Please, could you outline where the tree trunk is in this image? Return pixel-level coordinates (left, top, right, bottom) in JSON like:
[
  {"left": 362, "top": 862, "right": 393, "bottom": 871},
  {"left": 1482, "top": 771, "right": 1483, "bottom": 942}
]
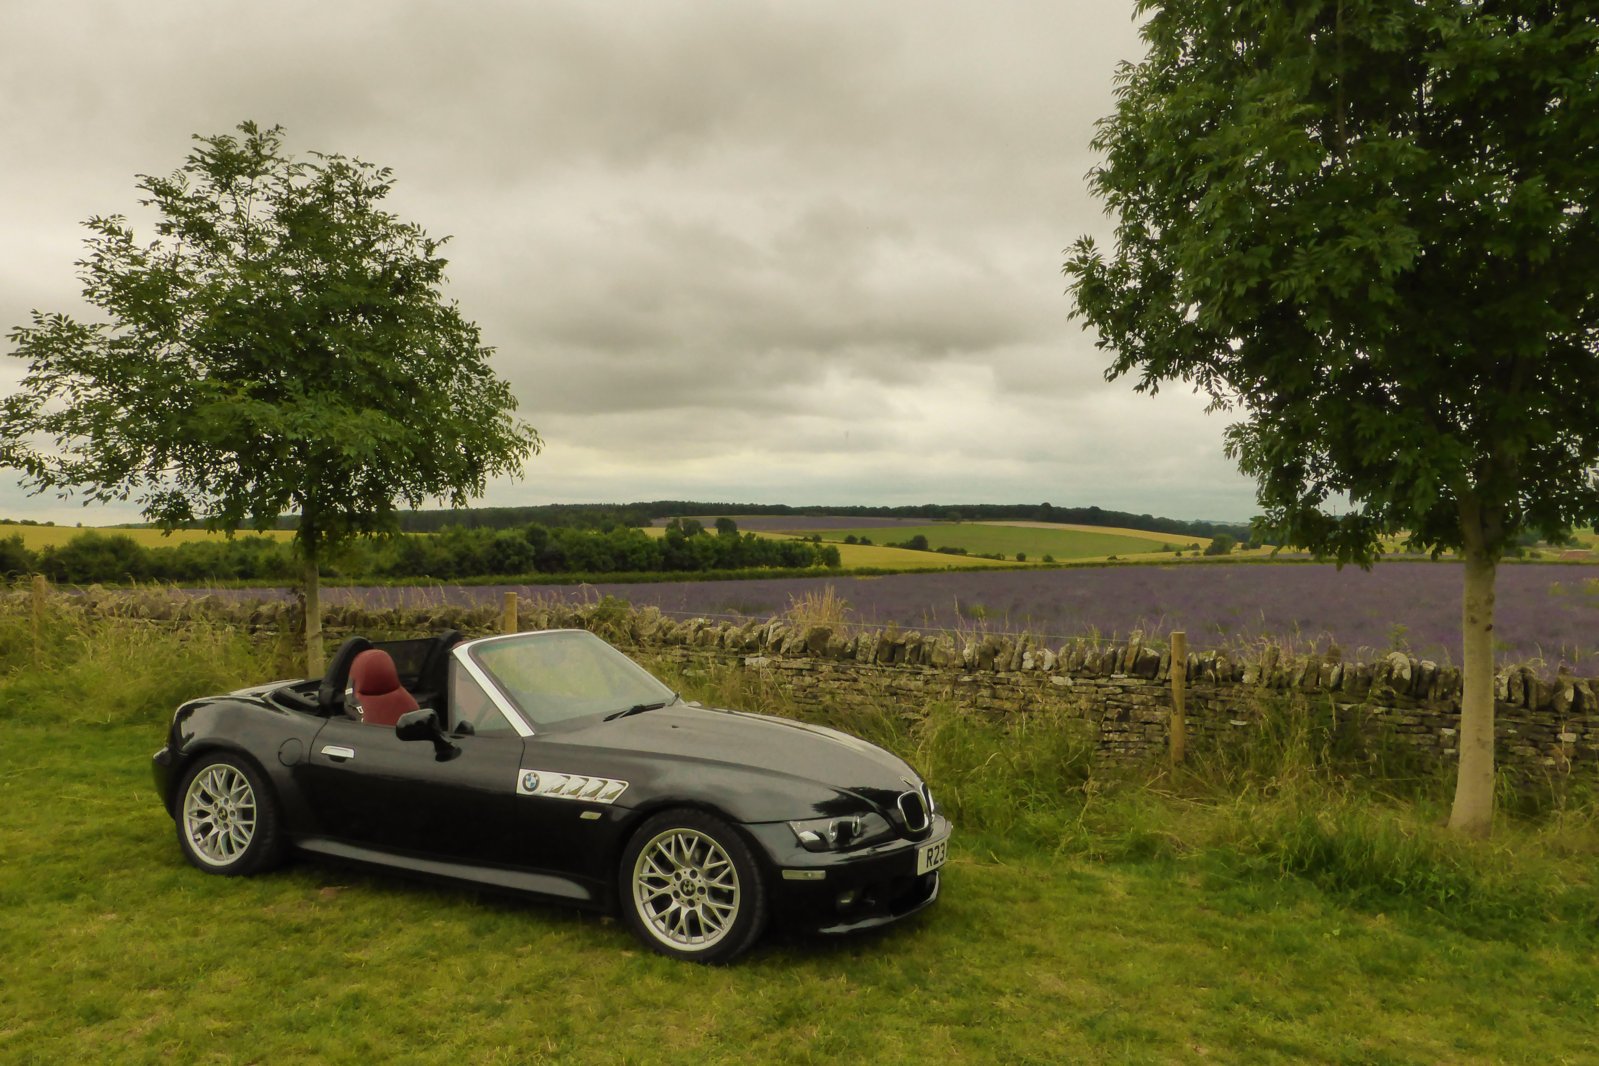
[
  {"left": 1448, "top": 519, "right": 1497, "bottom": 838},
  {"left": 303, "top": 554, "right": 325, "bottom": 680}
]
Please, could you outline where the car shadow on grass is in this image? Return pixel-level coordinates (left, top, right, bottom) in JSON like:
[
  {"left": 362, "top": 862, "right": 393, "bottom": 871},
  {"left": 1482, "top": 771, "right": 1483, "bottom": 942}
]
[{"left": 280, "top": 857, "right": 935, "bottom": 966}]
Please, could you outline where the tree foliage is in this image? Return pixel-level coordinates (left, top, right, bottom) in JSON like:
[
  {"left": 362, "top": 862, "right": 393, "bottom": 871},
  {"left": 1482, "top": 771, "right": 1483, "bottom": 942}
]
[
  {"left": 1, "top": 122, "right": 541, "bottom": 668},
  {"left": 2, "top": 121, "right": 539, "bottom": 549},
  {"left": 1068, "top": 2, "right": 1599, "bottom": 560},
  {"left": 1066, "top": 1, "right": 1599, "bottom": 835}
]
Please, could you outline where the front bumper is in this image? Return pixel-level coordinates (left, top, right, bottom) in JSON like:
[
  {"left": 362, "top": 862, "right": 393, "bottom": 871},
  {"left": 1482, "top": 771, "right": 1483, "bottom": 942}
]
[{"left": 745, "top": 813, "right": 952, "bottom": 934}]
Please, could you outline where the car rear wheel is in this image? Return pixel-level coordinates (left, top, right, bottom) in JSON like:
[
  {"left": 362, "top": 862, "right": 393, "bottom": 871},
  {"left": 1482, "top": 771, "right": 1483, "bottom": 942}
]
[
  {"left": 176, "top": 754, "right": 281, "bottom": 876},
  {"left": 620, "top": 809, "right": 767, "bottom": 963}
]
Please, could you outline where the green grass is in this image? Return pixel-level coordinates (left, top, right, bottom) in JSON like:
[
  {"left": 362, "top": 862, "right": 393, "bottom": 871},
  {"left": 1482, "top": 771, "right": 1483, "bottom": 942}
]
[
  {"left": 794, "top": 523, "right": 1189, "bottom": 561},
  {"left": 3, "top": 602, "right": 1598, "bottom": 1063}
]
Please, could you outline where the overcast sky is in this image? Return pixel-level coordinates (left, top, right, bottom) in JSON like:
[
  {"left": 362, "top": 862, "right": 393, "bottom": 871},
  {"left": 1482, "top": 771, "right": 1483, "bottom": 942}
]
[{"left": 0, "top": 0, "right": 1261, "bottom": 526}]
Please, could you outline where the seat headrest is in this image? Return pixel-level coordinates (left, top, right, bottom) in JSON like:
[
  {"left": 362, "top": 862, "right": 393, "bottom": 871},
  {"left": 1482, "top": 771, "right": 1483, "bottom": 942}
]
[
  {"left": 351, "top": 649, "right": 404, "bottom": 695},
  {"left": 350, "top": 648, "right": 420, "bottom": 727}
]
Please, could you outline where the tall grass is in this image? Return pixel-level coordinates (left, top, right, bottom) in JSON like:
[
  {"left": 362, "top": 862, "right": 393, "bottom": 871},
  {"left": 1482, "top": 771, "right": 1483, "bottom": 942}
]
[
  {"left": 782, "top": 584, "right": 854, "bottom": 634},
  {"left": 0, "top": 590, "right": 284, "bottom": 727},
  {"left": 1174, "top": 691, "right": 1443, "bottom": 802},
  {"left": 1200, "top": 784, "right": 1599, "bottom": 931}
]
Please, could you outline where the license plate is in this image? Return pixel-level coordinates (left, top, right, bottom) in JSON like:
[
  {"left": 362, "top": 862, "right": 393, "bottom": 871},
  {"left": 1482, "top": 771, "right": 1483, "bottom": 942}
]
[{"left": 916, "top": 838, "right": 947, "bottom": 875}]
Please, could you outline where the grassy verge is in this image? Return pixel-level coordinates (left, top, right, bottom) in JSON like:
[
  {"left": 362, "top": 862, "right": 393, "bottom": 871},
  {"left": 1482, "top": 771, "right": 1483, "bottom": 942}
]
[{"left": 2, "top": 606, "right": 1597, "bottom": 1063}]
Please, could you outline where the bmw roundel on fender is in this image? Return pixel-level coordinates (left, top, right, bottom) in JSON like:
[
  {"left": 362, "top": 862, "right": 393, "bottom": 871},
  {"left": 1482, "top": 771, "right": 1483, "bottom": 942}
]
[
  {"left": 516, "top": 768, "right": 628, "bottom": 803},
  {"left": 151, "top": 628, "right": 951, "bottom": 963}
]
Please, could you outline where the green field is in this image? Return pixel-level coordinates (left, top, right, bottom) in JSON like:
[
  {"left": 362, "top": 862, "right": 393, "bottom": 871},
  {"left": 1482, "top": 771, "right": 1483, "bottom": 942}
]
[
  {"left": 975, "top": 520, "right": 1214, "bottom": 545},
  {"left": 3, "top": 601, "right": 1597, "bottom": 1063},
  {"left": 795, "top": 522, "right": 1193, "bottom": 561}
]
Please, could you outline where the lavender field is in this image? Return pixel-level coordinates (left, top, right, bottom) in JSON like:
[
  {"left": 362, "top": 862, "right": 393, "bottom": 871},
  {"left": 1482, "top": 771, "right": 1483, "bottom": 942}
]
[{"left": 318, "top": 561, "right": 1599, "bottom": 672}]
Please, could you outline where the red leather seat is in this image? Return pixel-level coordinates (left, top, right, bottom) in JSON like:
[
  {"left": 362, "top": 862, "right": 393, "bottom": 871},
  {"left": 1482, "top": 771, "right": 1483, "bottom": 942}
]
[{"left": 350, "top": 649, "right": 420, "bottom": 727}]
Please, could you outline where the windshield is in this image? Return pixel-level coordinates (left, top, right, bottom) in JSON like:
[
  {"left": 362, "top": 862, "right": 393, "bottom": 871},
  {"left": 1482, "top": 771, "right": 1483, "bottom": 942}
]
[{"left": 468, "top": 630, "right": 676, "bottom": 728}]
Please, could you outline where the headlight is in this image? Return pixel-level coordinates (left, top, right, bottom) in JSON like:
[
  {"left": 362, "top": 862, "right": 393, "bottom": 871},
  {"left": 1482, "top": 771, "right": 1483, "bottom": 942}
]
[{"left": 789, "top": 811, "right": 895, "bottom": 852}]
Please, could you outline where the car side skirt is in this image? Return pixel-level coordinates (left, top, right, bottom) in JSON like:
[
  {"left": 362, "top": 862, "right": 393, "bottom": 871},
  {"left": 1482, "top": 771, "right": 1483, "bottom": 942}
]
[{"left": 295, "top": 837, "right": 601, "bottom": 905}]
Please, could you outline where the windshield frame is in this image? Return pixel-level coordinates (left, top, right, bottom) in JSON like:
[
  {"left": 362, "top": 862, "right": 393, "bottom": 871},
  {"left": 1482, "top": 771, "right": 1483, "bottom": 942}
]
[{"left": 456, "top": 629, "right": 676, "bottom": 734}]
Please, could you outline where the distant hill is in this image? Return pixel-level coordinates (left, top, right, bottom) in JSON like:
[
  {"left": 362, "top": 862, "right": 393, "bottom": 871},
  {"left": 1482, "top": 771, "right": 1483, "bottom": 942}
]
[{"left": 384, "top": 502, "right": 1253, "bottom": 541}]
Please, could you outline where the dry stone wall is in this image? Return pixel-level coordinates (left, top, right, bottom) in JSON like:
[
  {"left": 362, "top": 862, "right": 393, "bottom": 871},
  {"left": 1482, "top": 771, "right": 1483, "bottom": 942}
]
[
  {"left": 562, "top": 603, "right": 1598, "bottom": 780},
  {"left": 54, "top": 587, "right": 1599, "bottom": 779}
]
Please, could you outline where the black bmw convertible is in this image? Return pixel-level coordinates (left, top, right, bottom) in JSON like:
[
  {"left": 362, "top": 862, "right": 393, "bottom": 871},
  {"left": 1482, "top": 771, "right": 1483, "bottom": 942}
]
[{"left": 152, "top": 628, "right": 950, "bottom": 962}]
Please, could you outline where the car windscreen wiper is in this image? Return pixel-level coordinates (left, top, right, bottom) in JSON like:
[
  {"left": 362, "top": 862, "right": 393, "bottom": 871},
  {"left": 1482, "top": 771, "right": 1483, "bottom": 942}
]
[{"left": 603, "top": 694, "right": 679, "bottom": 721}]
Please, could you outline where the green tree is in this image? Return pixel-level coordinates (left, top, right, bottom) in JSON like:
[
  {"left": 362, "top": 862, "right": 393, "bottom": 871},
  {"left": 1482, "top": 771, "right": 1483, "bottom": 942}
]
[
  {"left": 1, "top": 122, "right": 541, "bottom": 674},
  {"left": 0, "top": 534, "right": 35, "bottom": 579},
  {"left": 1203, "top": 534, "right": 1235, "bottom": 557},
  {"left": 1066, "top": 3, "right": 1598, "bottom": 837}
]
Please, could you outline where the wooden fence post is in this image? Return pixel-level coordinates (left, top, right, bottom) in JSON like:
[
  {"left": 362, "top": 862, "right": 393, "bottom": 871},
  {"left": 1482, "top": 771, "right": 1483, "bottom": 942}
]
[
  {"left": 31, "top": 574, "right": 49, "bottom": 656},
  {"left": 501, "top": 591, "right": 518, "bottom": 635},
  {"left": 1170, "top": 630, "right": 1187, "bottom": 766}
]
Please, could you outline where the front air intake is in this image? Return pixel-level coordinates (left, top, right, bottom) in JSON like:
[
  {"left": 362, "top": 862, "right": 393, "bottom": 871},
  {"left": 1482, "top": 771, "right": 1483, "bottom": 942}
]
[{"left": 898, "top": 790, "right": 930, "bottom": 833}]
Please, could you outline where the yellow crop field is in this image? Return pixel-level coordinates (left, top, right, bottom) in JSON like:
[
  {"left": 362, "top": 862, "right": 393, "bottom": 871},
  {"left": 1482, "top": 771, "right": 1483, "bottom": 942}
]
[
  {"left": 0, "top": 525, "right": 295, "bottom": 550},
  {"left": 823, "top": 541, "right": 1016, "bottom": 570}
]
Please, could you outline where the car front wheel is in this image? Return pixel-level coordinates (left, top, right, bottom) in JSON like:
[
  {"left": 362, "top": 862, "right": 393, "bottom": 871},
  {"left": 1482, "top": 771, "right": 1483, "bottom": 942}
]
[
  {"left": 620, "top": 809, "right": 767, "bottom": 963},
  {"left": 176, "top": 753, "right": 281, "bottom": 876}
]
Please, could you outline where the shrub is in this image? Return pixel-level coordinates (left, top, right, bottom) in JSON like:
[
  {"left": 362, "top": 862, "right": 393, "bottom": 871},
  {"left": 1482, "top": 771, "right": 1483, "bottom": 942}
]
[
  {"left": 36, "top": 532, "right": 150, "bottom": 584},
  {"left": 0, "top": 535, "right": 35, "bottom": 579}
]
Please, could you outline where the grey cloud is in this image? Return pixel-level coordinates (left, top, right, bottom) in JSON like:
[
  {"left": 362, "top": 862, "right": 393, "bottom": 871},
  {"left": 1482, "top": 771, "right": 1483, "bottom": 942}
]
[
  {"left": 1, "top": 0, "right": 1264, "bottom": 523},
  {"left": 472, "top": 197, "right": 1057, "bottom": 421}
]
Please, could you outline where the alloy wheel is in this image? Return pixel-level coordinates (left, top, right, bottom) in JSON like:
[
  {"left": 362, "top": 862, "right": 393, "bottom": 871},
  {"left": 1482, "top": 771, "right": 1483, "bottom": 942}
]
[
  {"left": 631, "top": 827, "right": 741, "bottom": 950},
  {"left": 182, "top": 763, "right": 258, "bottom": 868}
]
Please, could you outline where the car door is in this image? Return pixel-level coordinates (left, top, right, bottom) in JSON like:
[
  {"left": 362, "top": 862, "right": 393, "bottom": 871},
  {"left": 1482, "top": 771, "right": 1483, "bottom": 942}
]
[{"left": 299, "top": 716, "right": 528, "bottom": 867}]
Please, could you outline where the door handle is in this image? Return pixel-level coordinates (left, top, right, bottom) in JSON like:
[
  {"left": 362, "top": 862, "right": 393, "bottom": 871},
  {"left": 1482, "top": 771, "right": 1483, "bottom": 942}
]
[{"left": 321, "top": 745, "right": 356, "bottom": 762}]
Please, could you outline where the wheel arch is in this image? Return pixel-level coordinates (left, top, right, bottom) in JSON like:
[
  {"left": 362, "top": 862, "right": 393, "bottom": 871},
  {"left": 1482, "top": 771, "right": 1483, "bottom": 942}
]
[{"left": 165, "top": 740, "right": 279, "bottom": 818}]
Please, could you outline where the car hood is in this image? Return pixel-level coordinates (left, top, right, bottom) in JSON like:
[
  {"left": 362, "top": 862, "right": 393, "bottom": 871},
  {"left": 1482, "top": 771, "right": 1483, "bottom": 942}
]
[{"left": 547, "top": 704, "right": 923, "bottom": 821}]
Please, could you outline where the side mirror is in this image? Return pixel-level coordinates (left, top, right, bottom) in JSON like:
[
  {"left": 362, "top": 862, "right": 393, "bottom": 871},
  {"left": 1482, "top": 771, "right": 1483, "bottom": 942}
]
[{"left": 395, "top": 709, "right": 461, "bottom": 761}]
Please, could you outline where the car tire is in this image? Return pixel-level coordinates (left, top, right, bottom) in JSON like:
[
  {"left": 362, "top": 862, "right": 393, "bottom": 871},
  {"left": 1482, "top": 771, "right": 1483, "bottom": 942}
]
[
  {"left": 619, "top": 809, "right": 768, "bottom": 964},
  {"left": 175, "top": 753, "right": 282, "bottom": 877}
]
